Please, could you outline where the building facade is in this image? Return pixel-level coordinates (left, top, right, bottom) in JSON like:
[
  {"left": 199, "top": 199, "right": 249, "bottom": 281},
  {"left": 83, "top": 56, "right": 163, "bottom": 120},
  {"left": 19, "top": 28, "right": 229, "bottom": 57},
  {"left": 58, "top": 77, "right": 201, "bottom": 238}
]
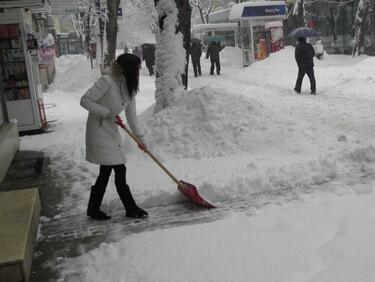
[{"left": 300, "top": 0, "right": 375, "bottom": 55}]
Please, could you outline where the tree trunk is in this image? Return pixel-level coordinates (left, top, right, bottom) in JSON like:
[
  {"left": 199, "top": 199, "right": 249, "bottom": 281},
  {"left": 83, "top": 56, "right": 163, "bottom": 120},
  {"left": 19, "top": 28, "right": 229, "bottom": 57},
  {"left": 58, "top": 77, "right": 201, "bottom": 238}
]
[
  {"left": 95, "top": 0, "right": 105, "bottom": 68},
  {"left": 298, "top": 0, "right": 305, "bottom": 26},
  {"left": 104, "top": 0, "right": 121, "bottom": 66},
  {"left": 154, "top": 0, "right": 186, "bottom": 110},
  {"left": 85, "top": 8, "right": 94, "bottom": 69},
  {"left": 352, "top": 0, "right": 370, "bottom": 57},
  {"left": 174, "top": 0, "right": 191, "bottom": 89}
]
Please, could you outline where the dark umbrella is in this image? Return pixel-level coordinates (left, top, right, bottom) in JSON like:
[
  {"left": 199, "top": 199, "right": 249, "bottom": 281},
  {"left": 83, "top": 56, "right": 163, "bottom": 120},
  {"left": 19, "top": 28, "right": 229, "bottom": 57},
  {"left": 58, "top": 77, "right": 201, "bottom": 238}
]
[{"left": 289, "top": 27, "right": 320, "bottom": 38}]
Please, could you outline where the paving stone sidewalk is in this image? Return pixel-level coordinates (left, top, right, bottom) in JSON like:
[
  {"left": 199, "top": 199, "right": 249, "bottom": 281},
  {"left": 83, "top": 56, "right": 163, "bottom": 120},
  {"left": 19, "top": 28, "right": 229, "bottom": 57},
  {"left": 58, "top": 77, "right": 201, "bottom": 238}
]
[
  {"left": 0, "top": 149, "right": 280, "bottom": 281},
  {"left": 1, "top": 150, "right": 226, "bottom": 281}
]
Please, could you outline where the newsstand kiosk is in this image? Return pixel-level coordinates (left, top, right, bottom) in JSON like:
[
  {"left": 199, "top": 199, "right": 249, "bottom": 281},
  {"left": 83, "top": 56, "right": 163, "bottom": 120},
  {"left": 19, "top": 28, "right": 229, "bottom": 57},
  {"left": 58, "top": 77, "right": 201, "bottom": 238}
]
[
  {"left": 229, "top": 1, "right": 286, "bottom": 66},
  {"left": 0, "top": 8, "right": 47, "bottom": 132}
]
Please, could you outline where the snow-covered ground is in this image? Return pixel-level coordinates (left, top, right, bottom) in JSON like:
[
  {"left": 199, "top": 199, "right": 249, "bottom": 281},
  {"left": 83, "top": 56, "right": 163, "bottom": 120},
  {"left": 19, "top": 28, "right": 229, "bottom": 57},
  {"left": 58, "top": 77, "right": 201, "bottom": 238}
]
[{"left": 24, "top": 47, "right": 375, "bottom": 281}]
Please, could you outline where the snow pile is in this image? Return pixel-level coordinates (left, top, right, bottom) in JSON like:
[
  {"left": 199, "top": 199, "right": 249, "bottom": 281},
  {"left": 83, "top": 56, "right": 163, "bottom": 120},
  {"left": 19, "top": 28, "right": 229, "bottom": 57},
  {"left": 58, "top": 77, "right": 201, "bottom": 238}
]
[
  {"left": 352, "top": 57, "right": 375, "bottom": 80},
  {"left": 236, "top": 47, "right": 297, "bottom": 90},
  {"left": 236, "top": 46, "right": 374, "bottom": 94},
  {"left": 317, "top": 56, "right": 375, "bottom": 96},
  {"left": 49, "top": 55, "right": 100, "bottom": 93},
  {"left": 199, "top": 146, "right": 375, "bottom": 203},
  {"left": 220, "top": 46, "right": 242, "bottom": 67},
  {"left": 62, "top": 190, "right": 375, "bottom": 282},
  {"left": 251, "top": 46, "right": 295, "bottom": 70},
  {"left": 205, "top": 156, "right": 339, "bottom": 199},
  {"left": 143, "top": 86, "right": 277, "bottom": 159},
  {"left": 345, "top": 145, "right": 375, "bottom": 173}
]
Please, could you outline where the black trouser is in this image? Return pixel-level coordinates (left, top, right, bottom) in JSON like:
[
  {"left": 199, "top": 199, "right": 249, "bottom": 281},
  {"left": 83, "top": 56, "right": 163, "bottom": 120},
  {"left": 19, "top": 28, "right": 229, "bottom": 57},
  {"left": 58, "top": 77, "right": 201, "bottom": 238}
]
[
  {"left": 210, "top": 58, "right": 220, "bottom": 74},
  {"left": 145, "top": 61, "right": 154, "bottom": 75},
  {"left": 192, "top": 57, "right": 201, "bottom": 77},
  {"left": 88, "top": 164, "right": 137, "bottom": 213},
  {"left": 294, "top": 67, "right": 316, "bottom": 93}
]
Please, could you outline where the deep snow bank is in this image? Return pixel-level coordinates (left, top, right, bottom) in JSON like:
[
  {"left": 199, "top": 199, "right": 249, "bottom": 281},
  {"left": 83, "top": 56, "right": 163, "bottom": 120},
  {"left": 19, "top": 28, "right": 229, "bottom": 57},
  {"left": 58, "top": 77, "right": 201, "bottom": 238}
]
[
  {"left": 48, "top": 55, "right": 100, "bottom": 93},
  {"left": 240, "top": 46, "right": 374, "bottom": 92},
  {"left": 220, "top": 46, "right": 242, "bottom": 67},
  {"left": 183, "top": 145, "right": 375, "bottom": 205},
  {"left": 142, "top": 86, "right": 277, "bottom": 159}
]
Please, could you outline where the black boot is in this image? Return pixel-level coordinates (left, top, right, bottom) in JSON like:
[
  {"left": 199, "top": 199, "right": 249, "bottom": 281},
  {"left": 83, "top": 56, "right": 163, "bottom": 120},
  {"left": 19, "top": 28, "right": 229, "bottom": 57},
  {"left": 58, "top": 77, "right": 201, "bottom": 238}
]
[
  {"left": 126, "top": 207, "right": 148, "bottom": 219},
  {"left": 117, "top": 185, "right": 148, "bottom": 219},
  {"left": 87, "top": 186, "right": 111, "bottom": 220}
]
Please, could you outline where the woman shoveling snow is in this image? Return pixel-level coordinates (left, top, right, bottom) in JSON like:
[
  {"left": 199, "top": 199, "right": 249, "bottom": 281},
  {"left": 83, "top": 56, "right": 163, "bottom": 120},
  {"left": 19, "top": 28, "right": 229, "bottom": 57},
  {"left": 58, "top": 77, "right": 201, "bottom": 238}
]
[{"left": 80, "top": 53, "right": 148, "bottom": 220}]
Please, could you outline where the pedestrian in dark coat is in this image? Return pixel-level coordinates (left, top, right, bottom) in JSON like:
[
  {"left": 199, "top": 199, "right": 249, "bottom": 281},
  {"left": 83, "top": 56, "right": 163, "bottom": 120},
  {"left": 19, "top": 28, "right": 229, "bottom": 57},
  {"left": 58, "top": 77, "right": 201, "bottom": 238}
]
[
  {"left": 294, "top": 37, "right": 316, "bottom": 94},
  {"left": 132, "top": 46, "right": 142, "bottom": 60},
  {"left": 141, "top": 43, "right": 156, "bottom": 76},
  {"left": 206, "top": 41, "right": 225, "bottom": 75},
  {"left": 124, "top": 44, "right": 129, "bottom": 54},
  {"left": 80, "top": 53, "right": 148, "bottom": 220},
  {"left": 189, "top": 40, "right": 202, "bottom": 77}
]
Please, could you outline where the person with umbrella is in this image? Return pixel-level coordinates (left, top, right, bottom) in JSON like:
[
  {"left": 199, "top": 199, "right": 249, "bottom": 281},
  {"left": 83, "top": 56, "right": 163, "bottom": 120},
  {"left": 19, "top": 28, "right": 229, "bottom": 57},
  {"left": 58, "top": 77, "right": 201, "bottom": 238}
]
[
  {"left": 189, "top": 38, "right": 203, "bottom": 77},
  {"left": 290, "top": 27, "right": 319, "bottom": 94},
  {"left": 294, "top": 37, "right": 316, "bottom": 94},
  {"left": 206, "top": 37, "right": 225, "bottom": 75}
]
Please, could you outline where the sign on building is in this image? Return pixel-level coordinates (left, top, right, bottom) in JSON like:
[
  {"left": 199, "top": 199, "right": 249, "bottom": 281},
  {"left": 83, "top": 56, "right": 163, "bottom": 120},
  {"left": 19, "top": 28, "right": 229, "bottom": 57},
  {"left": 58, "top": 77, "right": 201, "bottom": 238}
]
[{"left": 49, "top": 0, "right": 78, "bottom": 14}]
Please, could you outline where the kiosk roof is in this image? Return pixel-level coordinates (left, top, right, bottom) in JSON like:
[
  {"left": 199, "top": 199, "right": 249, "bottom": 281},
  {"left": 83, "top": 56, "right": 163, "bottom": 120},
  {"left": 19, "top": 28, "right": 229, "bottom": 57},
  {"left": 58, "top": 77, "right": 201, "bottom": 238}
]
[{"left": 229, "top": 1, "right": 286, "bottom": 21}]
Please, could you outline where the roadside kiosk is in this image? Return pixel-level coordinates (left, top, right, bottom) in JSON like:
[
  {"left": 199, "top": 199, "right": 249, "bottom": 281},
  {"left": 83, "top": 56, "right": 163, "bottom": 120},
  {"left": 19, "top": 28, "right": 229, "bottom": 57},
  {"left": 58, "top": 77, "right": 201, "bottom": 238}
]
[
  {"left": 0, "top": 4, "right": 48, "bottom": 132},
  {"left": 229, "top": 1, "right": 286, "bottom": 66}
]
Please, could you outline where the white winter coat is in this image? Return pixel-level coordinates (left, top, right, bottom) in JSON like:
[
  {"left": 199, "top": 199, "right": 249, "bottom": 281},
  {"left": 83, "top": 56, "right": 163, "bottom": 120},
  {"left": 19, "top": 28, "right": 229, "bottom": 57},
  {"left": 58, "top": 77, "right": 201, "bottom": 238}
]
[{"left": 80, "top": 62, "right": 144, "bottom": 165}]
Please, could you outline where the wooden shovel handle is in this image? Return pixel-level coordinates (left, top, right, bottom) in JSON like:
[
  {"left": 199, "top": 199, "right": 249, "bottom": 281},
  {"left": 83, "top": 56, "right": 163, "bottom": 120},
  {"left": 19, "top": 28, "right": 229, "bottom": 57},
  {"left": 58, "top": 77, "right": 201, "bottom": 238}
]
[{"left": 115, "top": 116, "right": 183, "bottom": 187}]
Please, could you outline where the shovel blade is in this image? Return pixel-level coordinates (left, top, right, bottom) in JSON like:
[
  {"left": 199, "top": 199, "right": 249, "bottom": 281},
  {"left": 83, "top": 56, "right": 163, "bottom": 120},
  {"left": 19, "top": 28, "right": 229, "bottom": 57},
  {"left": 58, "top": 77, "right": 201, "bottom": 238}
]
[{"left": 178, "top": 180, "right": 216, "bottom": 208}]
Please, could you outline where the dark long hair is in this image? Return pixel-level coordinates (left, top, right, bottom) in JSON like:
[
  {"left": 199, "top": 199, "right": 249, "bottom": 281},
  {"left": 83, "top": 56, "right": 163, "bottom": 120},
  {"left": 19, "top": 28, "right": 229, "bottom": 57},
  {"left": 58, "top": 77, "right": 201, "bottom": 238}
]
[{"left": 116, "top": 53, "right": 141, "bottom": 97}]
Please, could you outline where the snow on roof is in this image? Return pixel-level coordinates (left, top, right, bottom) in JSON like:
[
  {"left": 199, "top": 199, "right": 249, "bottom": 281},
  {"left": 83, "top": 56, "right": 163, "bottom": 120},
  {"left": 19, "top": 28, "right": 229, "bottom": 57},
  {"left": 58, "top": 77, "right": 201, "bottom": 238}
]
[
  {"left": 229, "top": 1, "right": 286, "bottom": 21},
  {"left": 192, "top": 23, "right": 238, "bottom": 31},
  {"left": 265, "top": 21, "right": 283, "bottom": 29}
]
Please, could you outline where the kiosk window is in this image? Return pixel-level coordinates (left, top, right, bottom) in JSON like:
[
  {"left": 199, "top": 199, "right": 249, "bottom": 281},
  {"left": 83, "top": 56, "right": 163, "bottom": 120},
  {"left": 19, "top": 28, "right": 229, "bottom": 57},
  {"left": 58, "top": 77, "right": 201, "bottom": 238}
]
[
  {"left": 0, "top": 24, "right": 30, "bottom": 101},
  {"left": 215, "top": 30, "right": 236, "bottom": 47}
]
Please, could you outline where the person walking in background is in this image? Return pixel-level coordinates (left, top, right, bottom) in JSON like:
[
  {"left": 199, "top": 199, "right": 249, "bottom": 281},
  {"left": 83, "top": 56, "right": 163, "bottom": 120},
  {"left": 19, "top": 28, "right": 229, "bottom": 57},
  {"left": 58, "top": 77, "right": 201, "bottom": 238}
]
[
  {"left": 206, "top": 41, "right": 225, "bottom": 75},
  {"left": 124, "top": 44, "right": 129, "bottom": 54},
  {"left": 189, "top": 39, "right": 202, "bottom": 77},
  {"left": 294, "top": 37, "right": 316, "bottom": 94},
  {"left": 141, "top": 43, "right": 156, "bottom": 76},
  {"left": 132, "top": 45, "right": 143, "bottom": 68},
  {"left": 80, "top": 53, "right": 148, "bottom": 220},
  {"left": 132, "top": 45, "right": 142, "bottom": 60}
]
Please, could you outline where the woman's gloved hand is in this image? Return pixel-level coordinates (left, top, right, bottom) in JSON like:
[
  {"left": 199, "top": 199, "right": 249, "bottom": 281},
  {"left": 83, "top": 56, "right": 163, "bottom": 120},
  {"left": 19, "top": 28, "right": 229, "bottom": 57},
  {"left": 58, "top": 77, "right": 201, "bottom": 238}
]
[
  {"left": 138, "top": 142, "right": 147, "bottom": 152},
  {"left": 106, "top": 110, "right": 118, "bottom": 121}
]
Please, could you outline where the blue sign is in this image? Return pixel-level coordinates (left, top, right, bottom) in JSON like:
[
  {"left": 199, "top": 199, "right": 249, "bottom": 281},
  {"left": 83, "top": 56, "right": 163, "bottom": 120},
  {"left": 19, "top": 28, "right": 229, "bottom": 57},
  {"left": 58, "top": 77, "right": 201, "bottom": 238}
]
[
  {"left": 117, "top": 7, "right": 123, "bottom": 16},
  {"left": 242, "top": 5, "right": 286, "bottom": 18}
]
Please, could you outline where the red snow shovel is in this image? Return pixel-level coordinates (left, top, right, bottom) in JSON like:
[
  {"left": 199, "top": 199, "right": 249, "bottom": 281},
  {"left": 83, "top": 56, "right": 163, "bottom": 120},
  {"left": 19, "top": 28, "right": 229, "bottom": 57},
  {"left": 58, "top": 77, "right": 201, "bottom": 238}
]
[{"left": 115, "top": 116, "right": 216, "bottom": 208}]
